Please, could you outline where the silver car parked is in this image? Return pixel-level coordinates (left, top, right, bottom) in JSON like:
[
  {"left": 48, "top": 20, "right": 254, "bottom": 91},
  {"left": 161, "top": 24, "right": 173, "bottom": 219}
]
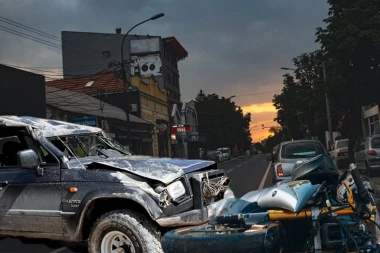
[
  {"left": 354, "top": 135, "right": 380, "bottom": 177},
  {"left": 269, "top": 140, "right": 327, "bottom": 185}
]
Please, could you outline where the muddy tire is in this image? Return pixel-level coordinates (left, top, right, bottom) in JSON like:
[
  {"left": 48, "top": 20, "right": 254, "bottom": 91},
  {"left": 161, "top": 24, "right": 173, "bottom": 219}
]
[{"left": 88, "top": 209, "right": 163, "bottom": 253}]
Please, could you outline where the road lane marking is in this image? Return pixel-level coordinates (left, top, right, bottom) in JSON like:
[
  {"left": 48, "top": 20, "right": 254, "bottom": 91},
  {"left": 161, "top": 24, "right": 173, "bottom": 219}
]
[
  {"left": 258, "top": 161, "right": 272, "bottom": 190},
  {"left": 225, "top": 155, "right": 261, "bottom": 173},
  {"left": 49, "top": 248, "right": 68, "bottom": 253}
]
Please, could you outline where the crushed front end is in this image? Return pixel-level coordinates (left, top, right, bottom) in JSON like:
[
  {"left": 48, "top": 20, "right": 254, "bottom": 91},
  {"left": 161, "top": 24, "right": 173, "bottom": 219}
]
[{"left": 156, "top": 166, "right": 232, "bottom": 227}]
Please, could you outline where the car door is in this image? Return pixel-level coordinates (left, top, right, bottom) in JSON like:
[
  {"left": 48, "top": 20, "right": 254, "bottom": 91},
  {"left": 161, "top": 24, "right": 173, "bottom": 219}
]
[{"left": 0, "top": 129, "right": 63, "bottom": 234}]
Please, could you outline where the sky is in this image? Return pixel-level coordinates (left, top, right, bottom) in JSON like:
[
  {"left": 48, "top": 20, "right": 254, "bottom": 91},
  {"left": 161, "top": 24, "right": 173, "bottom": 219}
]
[{"left": 0, "top": 0, "right": 330, "bottom": 142}]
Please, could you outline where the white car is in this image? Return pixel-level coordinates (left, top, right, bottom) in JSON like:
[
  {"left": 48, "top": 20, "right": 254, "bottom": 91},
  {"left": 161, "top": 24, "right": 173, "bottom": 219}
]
[
  {"left": 217, "top": 147, "right": 231, "bottom": 160},
  {"left": 329, "top": 139, "right": 349, "bottom": 169}
]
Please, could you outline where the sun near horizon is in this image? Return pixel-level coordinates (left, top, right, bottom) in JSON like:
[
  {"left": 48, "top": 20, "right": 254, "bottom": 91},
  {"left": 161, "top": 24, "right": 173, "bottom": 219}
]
[{"left": 241, "top": 102, "right": 279, "bottom": 143}]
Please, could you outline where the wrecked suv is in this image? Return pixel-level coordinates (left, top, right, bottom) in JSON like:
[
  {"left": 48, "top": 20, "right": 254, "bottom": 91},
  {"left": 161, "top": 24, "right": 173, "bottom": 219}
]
[{"left": 0, "top": 116, "right": 232, "bottom": 252}]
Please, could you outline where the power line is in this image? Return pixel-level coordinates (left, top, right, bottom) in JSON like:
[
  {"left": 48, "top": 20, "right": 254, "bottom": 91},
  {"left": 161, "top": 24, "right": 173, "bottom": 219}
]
[
  {"left": 2, "top": 63, "right": 112, "bottom": 80},
  {"left": 0, "top": 26, "right": 103, "bottom": 60},
  {"left": 0, "top": 15, "right": 102, "bottom": 55},
  {"left": 2, "top": 63, "right": 112, "bottom": 70}
]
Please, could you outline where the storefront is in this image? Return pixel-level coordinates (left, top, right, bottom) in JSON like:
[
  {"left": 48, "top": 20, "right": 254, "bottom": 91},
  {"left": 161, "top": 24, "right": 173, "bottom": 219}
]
[{"left": 362, "top": 105, "right": 380, "bottom": 137}]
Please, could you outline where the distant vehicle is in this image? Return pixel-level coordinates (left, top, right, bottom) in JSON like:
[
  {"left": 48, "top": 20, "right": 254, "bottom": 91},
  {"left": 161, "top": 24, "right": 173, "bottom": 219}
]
[
  {"left": 215, "top": 151, "right": 224, "bottom": 162},
  {"left": 206, "top": 150, "right": 222, "bottom": 163},
  {"left": 217, "top": 147, "right": 231, "bottom": 160},
  {"left": 330, "top": 138, "right": 349, "bottom": 169},
  {"left": 268, "top": 140, "right": 327, "bottom": 185},
  {"left": 354, "top": 135, "right": 380, "bottom": 177}
]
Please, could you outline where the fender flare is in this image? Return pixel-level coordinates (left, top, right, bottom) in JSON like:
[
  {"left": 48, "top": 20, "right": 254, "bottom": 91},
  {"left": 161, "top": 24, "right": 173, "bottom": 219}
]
[{"left": 74, "top": 186, "right": 164, "bottom": 237}]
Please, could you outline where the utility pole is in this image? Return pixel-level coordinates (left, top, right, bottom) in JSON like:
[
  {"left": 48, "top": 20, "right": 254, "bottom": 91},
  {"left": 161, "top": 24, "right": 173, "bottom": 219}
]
[
  {"left": 323, "top": 62, "right": 334, "bottom": 150},
  {"left": 120, "top": 13, "right": 164, "bottom": 153}
]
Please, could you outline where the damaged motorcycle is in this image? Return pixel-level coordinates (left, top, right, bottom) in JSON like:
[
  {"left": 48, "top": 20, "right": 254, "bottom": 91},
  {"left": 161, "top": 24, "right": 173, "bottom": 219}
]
[{"left": 161, "top": 154, "right": 380, "bottom": 253}]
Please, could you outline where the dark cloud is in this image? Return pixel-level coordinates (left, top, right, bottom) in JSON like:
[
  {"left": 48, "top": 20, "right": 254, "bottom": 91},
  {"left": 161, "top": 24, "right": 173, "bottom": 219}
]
[{"left": 0, "top": 0, "right": 329, "bottom": 106}]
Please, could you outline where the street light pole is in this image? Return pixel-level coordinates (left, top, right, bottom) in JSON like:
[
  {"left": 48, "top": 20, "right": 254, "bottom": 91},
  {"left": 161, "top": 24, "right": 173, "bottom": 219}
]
[
  {"left": 120, "top": 13, "right": 164, "bottom": 152},
  {"left": 322, "top": 62, "right": 334, "bottom": 149}
]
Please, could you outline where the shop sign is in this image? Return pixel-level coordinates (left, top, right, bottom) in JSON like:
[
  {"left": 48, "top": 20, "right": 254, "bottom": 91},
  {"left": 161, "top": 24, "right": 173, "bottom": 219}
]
[{"left": 172, "top": 124, "right": 190, "bottom": 134}]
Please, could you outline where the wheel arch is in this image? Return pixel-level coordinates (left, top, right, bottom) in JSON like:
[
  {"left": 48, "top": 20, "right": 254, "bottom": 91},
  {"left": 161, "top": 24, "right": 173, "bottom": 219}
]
[{"left": 75, "top": 188, "right": 164, "bottom": 241}]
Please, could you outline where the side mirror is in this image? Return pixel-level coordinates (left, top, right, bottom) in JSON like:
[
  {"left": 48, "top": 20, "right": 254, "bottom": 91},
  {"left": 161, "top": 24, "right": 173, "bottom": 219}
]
[
  {"left": 266, "top": 156, "right": 272, "bottom": 161},
  {"left": 17, "top": 149, "right": 43, "bottom": 176}
]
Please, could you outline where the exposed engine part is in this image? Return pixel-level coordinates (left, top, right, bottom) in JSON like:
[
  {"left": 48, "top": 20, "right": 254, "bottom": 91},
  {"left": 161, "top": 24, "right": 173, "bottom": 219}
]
[
  {"left": 159, "top": 190, "right": 171, "bottom": 208},
  {"left": 320, "top": 220, "right": 372, "bottom": 250},
  {"left": 203, "top": 175, "right": 230, "bottom": 199}
]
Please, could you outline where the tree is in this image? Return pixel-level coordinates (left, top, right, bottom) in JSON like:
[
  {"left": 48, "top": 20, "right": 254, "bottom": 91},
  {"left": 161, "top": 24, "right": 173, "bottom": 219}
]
[
  {"left": 273, "top": 50, "right": 348, "bottom": 146},
  {"left": 316, "top": 0, "right": 380, "bottom": 161},
  {"left": 195, "top": 90, "right": 252, "bottom": 151}
]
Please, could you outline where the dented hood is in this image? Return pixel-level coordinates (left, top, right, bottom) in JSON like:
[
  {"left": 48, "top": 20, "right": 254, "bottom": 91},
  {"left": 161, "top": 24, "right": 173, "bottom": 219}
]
[{"left": 70, "top": 156, "right": 215, "bottom": 185}]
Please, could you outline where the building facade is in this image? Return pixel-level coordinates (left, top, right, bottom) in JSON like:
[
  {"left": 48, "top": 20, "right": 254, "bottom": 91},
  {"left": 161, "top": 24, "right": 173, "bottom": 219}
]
[
  {"left": 61, "top": 30, "right": 187, "bottom": 102},
  {"left": 60, "top": 30, "right": 188, "bottom": 157},
  {"left": 0, "top": 64, "right": 46, "bottom": 118},
  {"left": 46, "top": 71, "right": 170, "bottom": 157},
  {"left": 362, "top": 104, "right": 380, "bottom": 137},
  {"left": 130, "top": 76, "right": 170, "bottom": 157},
  {"left": 170, "top": 101, "right": 205, "bottom": 159}
]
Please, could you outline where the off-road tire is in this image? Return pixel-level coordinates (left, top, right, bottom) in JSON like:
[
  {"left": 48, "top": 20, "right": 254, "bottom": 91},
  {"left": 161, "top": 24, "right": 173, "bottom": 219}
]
[{"left": 88, "top": 209, "right": 163, "bottom": 253}]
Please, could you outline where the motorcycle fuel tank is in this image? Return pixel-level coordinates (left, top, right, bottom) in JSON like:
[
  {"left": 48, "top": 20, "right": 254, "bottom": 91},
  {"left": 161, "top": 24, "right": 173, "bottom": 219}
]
[{"left": 240, "top": 180, "right": 320, "bottom": 213}]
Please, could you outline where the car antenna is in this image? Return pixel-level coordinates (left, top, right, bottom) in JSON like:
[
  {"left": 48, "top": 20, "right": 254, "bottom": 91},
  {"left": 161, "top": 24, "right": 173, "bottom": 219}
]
[{"left": 55, "top": 136, "right": 86, "bottom": 170}]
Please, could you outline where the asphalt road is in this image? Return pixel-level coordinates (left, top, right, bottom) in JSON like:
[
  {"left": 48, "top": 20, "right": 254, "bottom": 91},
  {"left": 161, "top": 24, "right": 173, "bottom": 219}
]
[
  {"left": 0, "top": 154, "right": 271, "bottom": 253},
  {"left": 220, "top": 154, "right": 272, "bottom": 198}
]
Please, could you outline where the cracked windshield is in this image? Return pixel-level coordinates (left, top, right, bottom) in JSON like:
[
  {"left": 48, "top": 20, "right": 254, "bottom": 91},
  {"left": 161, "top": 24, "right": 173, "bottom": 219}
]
[{"left": 1, "top": 1, "right": 380, "bottom": 253}]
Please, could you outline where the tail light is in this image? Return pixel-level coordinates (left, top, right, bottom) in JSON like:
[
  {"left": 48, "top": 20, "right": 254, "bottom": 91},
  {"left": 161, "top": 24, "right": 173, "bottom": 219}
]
[
  {"left": 276, "top": 164, "right": 284, "bottom": 177},
  {"left": 368, "top": 150, "right": 377, "bottom": 156}
]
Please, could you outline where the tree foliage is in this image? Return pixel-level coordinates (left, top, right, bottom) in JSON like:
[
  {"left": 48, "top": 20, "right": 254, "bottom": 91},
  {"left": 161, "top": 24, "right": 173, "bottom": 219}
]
[
  {"left": 316, "top": 0, "right": 380, "bottom": 161},
  {"left": 272, "top": 50, "right": 345, "bottom": 142},
  {"left": 195, "top": 90, "right": 252, "bottom": 150}
]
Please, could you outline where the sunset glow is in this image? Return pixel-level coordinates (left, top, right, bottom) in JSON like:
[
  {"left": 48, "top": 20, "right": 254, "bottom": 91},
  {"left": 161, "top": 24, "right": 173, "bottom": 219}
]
[{"left": 241, "top": 103, "right": 279, "bottom": 142}]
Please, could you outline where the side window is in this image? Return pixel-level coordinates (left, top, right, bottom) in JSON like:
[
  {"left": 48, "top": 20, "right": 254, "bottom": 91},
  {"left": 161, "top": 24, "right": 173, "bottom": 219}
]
[
  {"left": 360, "top": 141, "right": 365, "bottom": 151},
  {"left": 24, "top": 135, "right": 57, "bottom": 164},
  {"left": 0, "top": 136, "right": 22, "bottom": 167}
]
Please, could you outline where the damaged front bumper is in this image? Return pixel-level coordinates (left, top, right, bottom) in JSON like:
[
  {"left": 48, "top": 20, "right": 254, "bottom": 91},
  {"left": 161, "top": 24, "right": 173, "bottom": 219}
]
[{"left": 156, "top": 188, "right": 235, "bottom": 227}]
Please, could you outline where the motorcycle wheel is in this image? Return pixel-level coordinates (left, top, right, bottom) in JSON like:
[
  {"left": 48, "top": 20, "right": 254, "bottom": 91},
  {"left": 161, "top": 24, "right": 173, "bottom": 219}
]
[{"left": 161, "top": 222, "right": 286, "bottom": 253}]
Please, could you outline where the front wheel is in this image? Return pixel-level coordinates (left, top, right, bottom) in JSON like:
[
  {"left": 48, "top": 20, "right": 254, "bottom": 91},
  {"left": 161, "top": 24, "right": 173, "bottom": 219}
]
[{"left": 88, "top": 209, "right": 163, "bottom": 253}]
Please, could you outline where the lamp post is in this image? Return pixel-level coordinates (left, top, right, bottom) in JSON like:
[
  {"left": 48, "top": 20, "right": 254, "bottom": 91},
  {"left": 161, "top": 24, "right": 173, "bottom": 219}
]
[
  {"left": 120, "top": 13, "right": 164, "bottom": 152},
  {"left": 281, "top": 66, "right": 333, "bottom": 146}
]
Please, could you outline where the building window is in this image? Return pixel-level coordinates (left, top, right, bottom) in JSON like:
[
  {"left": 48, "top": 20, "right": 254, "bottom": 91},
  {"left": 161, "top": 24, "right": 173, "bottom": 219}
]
[{"left": 102, "top": 51, "right": 111, "bottom": 59}]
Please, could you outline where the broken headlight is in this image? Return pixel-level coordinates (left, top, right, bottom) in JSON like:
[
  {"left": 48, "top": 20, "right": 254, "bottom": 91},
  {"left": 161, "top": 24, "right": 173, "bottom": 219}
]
[{"left": 166, "top": 181, "right": 186, "bottom": 200}]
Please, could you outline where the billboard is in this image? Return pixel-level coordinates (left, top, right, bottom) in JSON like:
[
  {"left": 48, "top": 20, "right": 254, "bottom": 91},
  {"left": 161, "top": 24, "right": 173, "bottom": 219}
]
[{"left": 130, "top": 38, "right": 160, "bottom": 55}]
